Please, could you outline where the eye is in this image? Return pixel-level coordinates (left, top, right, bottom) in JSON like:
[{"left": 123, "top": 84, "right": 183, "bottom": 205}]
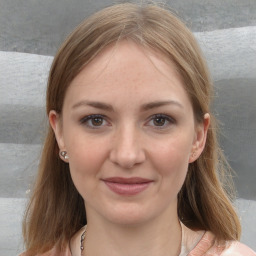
[
  {"left": 80, "top": 114, "right": 109, "bottom": 129},
  {"left": 153, "top": 116, "right": 166, "bottom": 126},
  {"left": 147, "top": 114, "right": 175, "bottom": 129}
]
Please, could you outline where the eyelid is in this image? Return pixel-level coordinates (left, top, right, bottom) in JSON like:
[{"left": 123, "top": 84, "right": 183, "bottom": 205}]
[
  {"left": 79, "top": 114, "right": 110, "bottom": 128},
  {"left": 80, "top": 114, "right": 104, "bottom": 123},
  {"left": 79, "top": 113, "right": 175, "bottom": 129},
  {"left": 146, "top": 113, "right": 176, "bottom": 128},
  {"left": 151, "top": 113, "right": 175, "bottom": 121}
]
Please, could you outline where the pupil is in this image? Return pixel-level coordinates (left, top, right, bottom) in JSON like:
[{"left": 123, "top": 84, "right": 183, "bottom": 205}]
[
  {"left": 92, "top": 117, "right": 103, "bottom": 126},
  {"left": 154, "top": 117, "right": 165, "bottom": 126}
]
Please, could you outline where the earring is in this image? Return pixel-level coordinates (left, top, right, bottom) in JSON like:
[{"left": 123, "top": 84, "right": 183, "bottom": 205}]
[
  {"left": 60, "top": 150, "right": 69, "bottom": 160},
  {"left": 191, "top": 151, "right": 196, "bottom": 158}
]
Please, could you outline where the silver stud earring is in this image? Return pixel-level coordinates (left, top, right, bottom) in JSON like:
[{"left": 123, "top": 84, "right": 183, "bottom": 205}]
[{"left": 60, "top": 150, "right": 69, "bottom": 160}]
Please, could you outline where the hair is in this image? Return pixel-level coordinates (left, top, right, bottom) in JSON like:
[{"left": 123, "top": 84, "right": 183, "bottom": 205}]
[{"left": 22, "top": 2, "right": 241, "bottom": 255}]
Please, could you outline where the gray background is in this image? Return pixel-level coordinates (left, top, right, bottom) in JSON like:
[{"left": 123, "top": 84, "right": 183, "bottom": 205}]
[{"left": 0, "top": 0, "right": 255, "bottom": 255}]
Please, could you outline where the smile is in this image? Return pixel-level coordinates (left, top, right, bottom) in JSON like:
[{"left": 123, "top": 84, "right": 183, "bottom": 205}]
[{"left": 102, "top": 177, "right": 153, "bottom": 196}]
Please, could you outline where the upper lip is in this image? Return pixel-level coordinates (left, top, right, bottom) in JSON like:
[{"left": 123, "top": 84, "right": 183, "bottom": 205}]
[{"left": 102, "top": 177, "right": 153, "bottom": 184}]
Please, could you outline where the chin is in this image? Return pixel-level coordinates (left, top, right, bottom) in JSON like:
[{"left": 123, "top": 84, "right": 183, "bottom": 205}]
[{"left": 101, "top": 202, "right": 158, "bottom": 227}]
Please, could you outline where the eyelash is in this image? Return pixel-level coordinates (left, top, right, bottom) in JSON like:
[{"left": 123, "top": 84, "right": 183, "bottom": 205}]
[
  {"left": 147, "top": 114, "right": 176, "bottom": 129},
  {"left": 79, "top": 113, "right": 176, "bottom": 129},
  {"left": 80, "top": 114, "right": 109, "bottom": 129}
]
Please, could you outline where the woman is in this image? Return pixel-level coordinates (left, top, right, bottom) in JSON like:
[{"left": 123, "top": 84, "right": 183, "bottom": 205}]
[{"left": 21, "top": 3, "right": 255, "bottom": 256}]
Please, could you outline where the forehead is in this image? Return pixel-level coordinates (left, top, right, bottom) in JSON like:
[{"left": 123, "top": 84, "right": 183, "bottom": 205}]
[{"left": 64, "top": 40, "right": 191, "bottom": 109}]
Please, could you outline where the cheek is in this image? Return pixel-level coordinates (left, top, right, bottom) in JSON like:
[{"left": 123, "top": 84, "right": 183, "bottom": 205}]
[
  {"left": 64, "top": 133, "right": 110, "bottom": 186},
  {"left": 150, "top": 137, "right": 192, "bottom": 191},
  {"left": 69, "top": 141, "right": 107, "bottom": 173},
  {"left": 152, "top": 135, "right": 192, "bottom": 170},
  {"left": 66, "top": 139, "right": 109, "bottom": 200}
]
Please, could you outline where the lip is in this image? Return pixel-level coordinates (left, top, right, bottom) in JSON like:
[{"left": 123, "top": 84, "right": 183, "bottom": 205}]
[{"left": 102, "top": 177, "right": 153, "bottom": 196}]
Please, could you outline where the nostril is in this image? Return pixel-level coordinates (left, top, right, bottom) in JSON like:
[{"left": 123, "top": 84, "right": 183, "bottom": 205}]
[
  {"left": 109, "top": 147, "right": 146, "bottom": 169},
  {"left": 109, "top": 129, "right": 146, "bottom": 168}
]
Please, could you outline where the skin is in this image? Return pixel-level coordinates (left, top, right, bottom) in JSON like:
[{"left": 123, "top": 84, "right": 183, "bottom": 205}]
[{"left": 50, "top": 40, "right": 210, "bottom": 256}]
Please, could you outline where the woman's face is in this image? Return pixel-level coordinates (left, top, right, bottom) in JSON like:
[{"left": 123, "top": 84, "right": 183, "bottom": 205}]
[{"left": 50, "top": 41, "right": 208, "bottom": 226}]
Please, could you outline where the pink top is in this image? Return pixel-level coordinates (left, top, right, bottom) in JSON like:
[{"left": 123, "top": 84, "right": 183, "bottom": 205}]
[{"left": 20, "top": 223, "right": 256, "bottom": 256}]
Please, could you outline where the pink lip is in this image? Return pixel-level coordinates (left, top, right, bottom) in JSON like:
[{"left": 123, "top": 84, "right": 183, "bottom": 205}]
[{"left": 102, "top": 177, "right": 153, "bottom": 196}]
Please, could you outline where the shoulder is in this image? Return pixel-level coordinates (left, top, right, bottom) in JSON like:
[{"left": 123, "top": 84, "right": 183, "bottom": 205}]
[
  {"left": 220, "top": 241, "right": 256, "bottom": 256},
  {"left": 19, "top": 226, "right": 85, "bottom": 256},
  {"left": 19, "top": 245, "right": 72, "bottom": 256},
  {"left": 189, "top": 231, "right": 256, "bottom": 256},
  {"left": 182, "top": 223, "right": 256, "bottom": 256}
]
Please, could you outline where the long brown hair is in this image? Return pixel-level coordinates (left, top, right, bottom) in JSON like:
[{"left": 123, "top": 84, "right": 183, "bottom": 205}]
[{"left": 23, "top": 3, "right": 241, "bottom": 255}]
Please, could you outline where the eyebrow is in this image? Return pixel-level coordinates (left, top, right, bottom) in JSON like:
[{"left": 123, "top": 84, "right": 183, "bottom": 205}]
[
  {"left": 72, "top": 100, "right": 114, "bottom": 111},
  {"left": 72, "top": 100, "right": 183, "bottom": 111},
  {"left": 140, "top": 100, "right": 184, "bottom": 111}
]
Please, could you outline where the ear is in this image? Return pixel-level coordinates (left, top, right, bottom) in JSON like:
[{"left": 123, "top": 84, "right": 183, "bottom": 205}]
[
  {"left": 49, "top": 110, "right": 66, "bottom": 152},
  {"left": 189, "top": 113, "right": 210, "bottom": 163}
]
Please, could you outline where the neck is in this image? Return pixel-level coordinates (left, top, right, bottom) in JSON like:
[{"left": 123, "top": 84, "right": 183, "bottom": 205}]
[{"left": 76, "top": 208, "right": 182, "bottom": 256}]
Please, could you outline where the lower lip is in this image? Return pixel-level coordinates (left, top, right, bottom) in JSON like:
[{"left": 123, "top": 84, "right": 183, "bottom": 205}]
[{"left": 104, "top": 181, "right": 151, "bottom": 196}]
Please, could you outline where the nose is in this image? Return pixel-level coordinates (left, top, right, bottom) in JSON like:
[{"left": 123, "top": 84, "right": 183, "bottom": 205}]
[{"left": 109, "top": 125, "right": 146, "bottom": 169}]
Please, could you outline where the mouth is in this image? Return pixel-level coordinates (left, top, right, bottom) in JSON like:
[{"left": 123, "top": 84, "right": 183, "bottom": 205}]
[{"left": 102, "top": 177, "right": 153, "bottom": 196}]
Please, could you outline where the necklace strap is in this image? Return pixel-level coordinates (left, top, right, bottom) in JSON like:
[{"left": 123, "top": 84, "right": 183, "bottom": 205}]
[{"left": 80, "top": 226, "right": 87, "bottom": 255}]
